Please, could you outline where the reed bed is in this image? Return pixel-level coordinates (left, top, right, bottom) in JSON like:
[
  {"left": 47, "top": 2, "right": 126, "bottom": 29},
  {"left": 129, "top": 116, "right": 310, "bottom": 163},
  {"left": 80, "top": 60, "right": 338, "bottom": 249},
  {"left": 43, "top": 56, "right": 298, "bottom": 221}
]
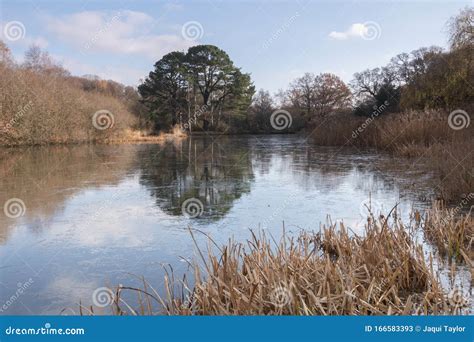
[
  {"left": 311, "top": 110, "right": 474, "bottom": 202},
  {"left": 83, "top": 206, "right": 472, "bottom": 316},
  {"left": 424, "top": 202, "right": 473, "bottom": 262}
]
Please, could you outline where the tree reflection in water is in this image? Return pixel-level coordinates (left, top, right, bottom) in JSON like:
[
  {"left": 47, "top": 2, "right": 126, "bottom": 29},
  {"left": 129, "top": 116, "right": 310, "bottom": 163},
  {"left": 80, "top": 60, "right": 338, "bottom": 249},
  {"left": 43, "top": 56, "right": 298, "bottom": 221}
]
[{"left": 138, "top": 137, "right": 255, "bottom": 221}]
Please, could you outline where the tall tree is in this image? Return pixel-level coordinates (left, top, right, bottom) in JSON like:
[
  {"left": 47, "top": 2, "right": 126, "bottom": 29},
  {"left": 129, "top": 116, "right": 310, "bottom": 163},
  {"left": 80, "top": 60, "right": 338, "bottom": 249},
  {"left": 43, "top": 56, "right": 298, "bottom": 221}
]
[
  {"left": 139, "top": 45, "right": 254, "bottom": 132},
  {"left": 313, "top": 73, "right": 351, "bottom": 118},
  {"left": 285, "top": 73, "right": 316, "bottom": 120},
  {"left": 285, "top": 73, "right": 351, "bottom": 121},
  {"left": 249, "top": 89, "right": 274, "bottom": 131},
  {"left": 138, "top": 51, "right": 188, "bottom": 131},
  {"left": 184, "top": 45, "right": 254, "bottom": 130},
  {"left": 448, "top": 6, "right": 474, "bottom": 49}
]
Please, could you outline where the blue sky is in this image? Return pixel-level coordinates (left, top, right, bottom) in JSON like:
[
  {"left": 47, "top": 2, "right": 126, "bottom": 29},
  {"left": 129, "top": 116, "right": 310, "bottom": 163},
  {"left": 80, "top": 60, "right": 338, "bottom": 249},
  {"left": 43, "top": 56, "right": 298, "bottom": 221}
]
[{"left": 0, "top": 0, "right": 471, "bottom": 93}]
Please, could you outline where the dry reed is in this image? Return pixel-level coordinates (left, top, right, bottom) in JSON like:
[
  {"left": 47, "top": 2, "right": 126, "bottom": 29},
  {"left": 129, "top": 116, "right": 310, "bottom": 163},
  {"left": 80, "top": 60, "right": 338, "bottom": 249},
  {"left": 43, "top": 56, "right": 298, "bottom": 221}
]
[
  {"left": 424, "top": 201, "right": 473, "bottom": 262},
  {"left": 311, "top": 110, "right": 474, "bottom": 202},
  {"left": 82, "top": 206, "right": 472, "bottom": 316}
]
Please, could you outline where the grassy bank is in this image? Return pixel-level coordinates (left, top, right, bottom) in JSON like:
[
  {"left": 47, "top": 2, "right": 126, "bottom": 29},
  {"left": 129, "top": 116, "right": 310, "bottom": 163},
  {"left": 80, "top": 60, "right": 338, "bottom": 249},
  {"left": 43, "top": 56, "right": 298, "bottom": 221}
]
[
  {"left": 82, "top": 204, "right": 472, "bottom": 316},
  {"left": 310, "top": 110, "right": 473, "bottom": 202}
]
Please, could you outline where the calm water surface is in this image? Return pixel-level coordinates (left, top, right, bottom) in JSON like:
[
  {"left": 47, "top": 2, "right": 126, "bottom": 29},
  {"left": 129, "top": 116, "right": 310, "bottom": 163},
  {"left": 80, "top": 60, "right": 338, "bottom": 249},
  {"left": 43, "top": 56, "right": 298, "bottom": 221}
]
[{"left": 0, "top": 135, "right": 467, "bottom": 314}]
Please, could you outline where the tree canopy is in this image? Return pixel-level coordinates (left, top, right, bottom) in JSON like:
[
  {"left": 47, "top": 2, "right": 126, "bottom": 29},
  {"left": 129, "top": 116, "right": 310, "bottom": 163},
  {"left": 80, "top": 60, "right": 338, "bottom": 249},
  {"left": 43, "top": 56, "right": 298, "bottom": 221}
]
[{"left": 138, "top": 45, "right": 254, "bottom": 132}]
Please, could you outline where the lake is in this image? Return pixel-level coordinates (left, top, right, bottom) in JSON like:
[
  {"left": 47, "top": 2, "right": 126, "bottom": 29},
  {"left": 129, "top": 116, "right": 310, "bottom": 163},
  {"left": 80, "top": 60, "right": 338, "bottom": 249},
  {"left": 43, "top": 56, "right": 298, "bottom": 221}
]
[{"left": 0, "top": 135, "right": 460, "bottom": 314}]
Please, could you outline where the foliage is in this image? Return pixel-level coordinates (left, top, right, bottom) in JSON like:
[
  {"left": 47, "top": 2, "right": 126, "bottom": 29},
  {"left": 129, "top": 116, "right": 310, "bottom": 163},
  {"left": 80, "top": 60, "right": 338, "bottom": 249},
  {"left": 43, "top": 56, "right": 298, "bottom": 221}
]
[
  {"left": 282, "top": 72, "right": 351, "bottom": 122},
  {"left": 350, "top": 7, "right": 473, "bottom": 114},
  {"left": 138, "top": 45, "right": 255, "bottom": 132},
  {"left": 0, "top": 43, "right": 141, "bottom": 145}
]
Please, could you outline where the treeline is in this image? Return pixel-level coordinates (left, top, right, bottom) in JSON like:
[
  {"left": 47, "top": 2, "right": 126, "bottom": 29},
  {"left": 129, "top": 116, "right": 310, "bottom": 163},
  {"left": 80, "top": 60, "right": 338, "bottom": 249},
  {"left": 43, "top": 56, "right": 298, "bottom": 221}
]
[
  {"left": 0, "top": 43, "right": 145, "bottom": 146},
  {"left": 141, "top": 7, "right": 472, "bottom": 134},
  {"left": 254, "top": 7, "right": 472, "bottom": 128},
  {"left": 308, "top": 7, "right": 473, "bottom": 202},
  {"left": 1, "top": 7, "right": 471, "bottom": 144}
]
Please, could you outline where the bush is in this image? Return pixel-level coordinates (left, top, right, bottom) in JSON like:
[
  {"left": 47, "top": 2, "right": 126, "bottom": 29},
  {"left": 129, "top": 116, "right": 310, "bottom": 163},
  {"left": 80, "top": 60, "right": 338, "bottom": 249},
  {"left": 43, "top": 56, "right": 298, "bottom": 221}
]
[{"left": 0, "top": 44, "right": 138, "bottom": 146}]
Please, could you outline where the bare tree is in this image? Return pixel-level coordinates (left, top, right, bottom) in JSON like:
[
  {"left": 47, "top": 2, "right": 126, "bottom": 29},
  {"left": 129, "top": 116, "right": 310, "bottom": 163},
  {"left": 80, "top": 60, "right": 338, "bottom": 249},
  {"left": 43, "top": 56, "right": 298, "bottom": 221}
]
[{"left": 448, "top": 6, "right": 474, "bottom": 49}]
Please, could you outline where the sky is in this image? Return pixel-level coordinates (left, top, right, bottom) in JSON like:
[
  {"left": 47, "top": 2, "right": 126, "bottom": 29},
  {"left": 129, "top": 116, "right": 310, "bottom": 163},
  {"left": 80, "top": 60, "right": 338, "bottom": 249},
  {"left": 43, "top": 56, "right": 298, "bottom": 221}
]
[{"left": 0, "top": 0, "right": 471, "bottom": 93}]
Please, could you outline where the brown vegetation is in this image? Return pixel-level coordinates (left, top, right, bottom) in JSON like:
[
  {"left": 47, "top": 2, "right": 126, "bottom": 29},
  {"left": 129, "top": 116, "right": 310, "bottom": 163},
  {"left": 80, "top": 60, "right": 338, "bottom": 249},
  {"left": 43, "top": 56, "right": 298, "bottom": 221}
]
[
  {"left": 82, "top": 205, "right": 472, "bottom": 316},
  {"left": 0, "top": 42, "right": 141, "bottom": 146},
  {"left": 424, "top": 201, "right": 473, "bottom": 262},
  {"left": 311, "top": 109, "right": 473, "bottom": 202}
]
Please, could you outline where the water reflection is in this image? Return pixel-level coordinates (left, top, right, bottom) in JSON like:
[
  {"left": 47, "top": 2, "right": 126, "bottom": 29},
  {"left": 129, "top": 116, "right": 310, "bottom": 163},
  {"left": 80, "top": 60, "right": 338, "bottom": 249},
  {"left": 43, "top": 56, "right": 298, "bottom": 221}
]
[
  {"left": 0, "top": 135, "right": 442, "bottom": 314},
  {"left": 139, "top": 137, "right": 254, "bottom": 220},
  {"left": 0, "top": 145, "right": 137, "bottom": 243}
]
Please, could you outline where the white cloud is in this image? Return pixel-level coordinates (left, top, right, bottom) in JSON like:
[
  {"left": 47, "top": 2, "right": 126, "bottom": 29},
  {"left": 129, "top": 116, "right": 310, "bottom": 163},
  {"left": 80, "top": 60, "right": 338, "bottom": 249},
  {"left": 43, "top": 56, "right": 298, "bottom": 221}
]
[
  {"left": 46, "top": 10, "right": 193, "bottom": 59},
  {"left": 329, "top": 23, "right": 370, "bottom": 40},
  {"left": 0, "top": 29, "right": 49, "bottom": 49}
]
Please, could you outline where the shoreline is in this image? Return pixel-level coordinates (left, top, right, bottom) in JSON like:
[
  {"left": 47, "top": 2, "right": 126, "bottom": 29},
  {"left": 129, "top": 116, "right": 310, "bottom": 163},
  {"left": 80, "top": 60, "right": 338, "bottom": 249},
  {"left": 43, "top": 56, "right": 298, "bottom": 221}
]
[{"left": 80, "top": 203, "right": 472, "bottom": 316}]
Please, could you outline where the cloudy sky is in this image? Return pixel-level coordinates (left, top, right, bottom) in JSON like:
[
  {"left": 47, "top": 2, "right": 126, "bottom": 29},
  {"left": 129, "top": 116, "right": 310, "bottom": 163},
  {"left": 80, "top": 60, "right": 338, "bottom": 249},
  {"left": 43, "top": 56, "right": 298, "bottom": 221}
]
[{"left": 0, "top": 0, "right": 471, "bottom": 93}]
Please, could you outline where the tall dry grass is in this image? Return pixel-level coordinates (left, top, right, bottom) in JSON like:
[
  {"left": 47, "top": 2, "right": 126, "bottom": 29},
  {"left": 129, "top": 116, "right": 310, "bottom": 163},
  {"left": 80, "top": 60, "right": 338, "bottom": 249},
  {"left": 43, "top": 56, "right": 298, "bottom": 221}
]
[
  {"left": 424, "top": 201, "right": 473, "bottom": 262},
  {"left": 83, "top": 206, "right": 472, "bottom": 316},
  {"left": 0, "top": 63, "right": 137, "bottom": 146},
  {"left": 311, "top": 110, "right": 473, "bottom": 202}
]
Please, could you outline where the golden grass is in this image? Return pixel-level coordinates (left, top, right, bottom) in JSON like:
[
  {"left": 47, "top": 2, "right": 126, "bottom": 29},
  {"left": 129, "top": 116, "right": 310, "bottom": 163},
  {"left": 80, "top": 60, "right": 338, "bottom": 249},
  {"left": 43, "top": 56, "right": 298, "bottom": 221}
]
[
  {"left": 106, "top": 126, "right": 187, "bottom": 144},
  {"left": 82, "top": 205, "right": 472, "bottom": 316},
  {"left": 424, "top": 201, "right": 473, "bottom": 262},
  {"left": 311, "top": 110, "right": 473, "bottom": 202}
]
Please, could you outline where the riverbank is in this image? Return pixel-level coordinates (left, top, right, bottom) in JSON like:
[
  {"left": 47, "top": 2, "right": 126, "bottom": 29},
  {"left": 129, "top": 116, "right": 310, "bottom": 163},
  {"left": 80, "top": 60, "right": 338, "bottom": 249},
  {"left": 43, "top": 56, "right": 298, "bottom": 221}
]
[
  {"left": 82, "top": 203, "right": 472, "bottom": 316},
  {"left": 310, "top": 109, "right": 473, "bottom": 203}
]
